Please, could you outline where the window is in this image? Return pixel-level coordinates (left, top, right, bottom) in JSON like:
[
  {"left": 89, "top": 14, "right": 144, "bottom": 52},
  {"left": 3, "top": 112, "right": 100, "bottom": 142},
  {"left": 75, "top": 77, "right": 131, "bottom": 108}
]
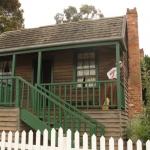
[
  {"left": 0, "top": 61, "right": 12, "bottom": 76},
  {"left": 76, "top": 52, "right": 96, "bottom": 87}
]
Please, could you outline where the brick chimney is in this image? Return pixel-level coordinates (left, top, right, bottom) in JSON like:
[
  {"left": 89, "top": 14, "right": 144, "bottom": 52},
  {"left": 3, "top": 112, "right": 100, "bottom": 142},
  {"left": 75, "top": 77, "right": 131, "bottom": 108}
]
[{"left": 126, "top": 8, "right": 143, "bottom": 118}]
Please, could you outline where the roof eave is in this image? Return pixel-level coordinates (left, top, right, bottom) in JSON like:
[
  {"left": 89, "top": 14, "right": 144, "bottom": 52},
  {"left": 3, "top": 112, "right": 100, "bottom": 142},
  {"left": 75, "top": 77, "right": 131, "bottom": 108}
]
[{"left": 0, "top": 37, "right": 125, "bottom": 54}]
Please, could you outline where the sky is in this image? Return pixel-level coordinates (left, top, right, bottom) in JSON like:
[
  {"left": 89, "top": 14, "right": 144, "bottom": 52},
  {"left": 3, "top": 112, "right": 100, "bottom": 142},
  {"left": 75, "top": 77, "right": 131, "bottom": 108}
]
[{"left": 19, "top": 0, "right": 150, "bottom": 55}]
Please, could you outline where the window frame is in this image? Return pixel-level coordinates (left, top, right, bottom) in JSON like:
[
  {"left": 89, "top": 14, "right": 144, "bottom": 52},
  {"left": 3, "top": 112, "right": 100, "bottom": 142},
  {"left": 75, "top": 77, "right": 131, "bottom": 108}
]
[
  {"left": 0, "top": 60, "right": 12, "bottom": 76},
  {"left": 74, "top": 49, "right": 98, "bottom": 87}
]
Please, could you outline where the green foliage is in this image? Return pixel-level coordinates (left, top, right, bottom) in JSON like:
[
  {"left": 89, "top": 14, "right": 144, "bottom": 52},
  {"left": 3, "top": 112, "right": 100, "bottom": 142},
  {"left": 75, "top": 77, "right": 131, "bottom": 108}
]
[
  {"left": 127, "top": 112, "right": 150, "bottom": 142},
  {"left": 54, "top": 4, "right": 104, "bottom": 24},
  {"left": 141, "top": 55, "right": 150, "bottom": 107},
  {"left": 0, "top": 0, "right": 24, "bottom": 33}
]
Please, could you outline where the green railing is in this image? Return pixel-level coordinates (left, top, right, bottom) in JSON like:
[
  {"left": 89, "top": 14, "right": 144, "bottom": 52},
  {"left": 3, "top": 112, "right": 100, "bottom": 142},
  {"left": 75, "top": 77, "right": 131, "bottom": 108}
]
[
  {"left": 40, "top": 80, "right": 125, "bottom": 109},
  {"left": 0, "top": 76, "right": 104, "bottom": 136},
  {"left": 37, "top": 84, "right": 105, "bottom": 133},
  {"left": 0, "top": 77, "right": 14, "bottom": 106}
]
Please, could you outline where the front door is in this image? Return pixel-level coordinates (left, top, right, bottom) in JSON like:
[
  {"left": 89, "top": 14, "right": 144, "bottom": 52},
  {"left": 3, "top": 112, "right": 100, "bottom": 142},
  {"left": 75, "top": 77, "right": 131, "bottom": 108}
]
[
  {"left": 33, "top": 59, "right": 52, "bottom": 84},
  {"left": 41, "top": 60, "right": 52, "bottom": 83}
]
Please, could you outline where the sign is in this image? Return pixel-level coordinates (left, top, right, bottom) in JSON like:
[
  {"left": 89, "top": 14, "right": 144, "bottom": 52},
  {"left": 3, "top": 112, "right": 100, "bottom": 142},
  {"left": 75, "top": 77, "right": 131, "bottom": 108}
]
[{"left": 107, "top": 67, "right": 117, "bottom": 79}]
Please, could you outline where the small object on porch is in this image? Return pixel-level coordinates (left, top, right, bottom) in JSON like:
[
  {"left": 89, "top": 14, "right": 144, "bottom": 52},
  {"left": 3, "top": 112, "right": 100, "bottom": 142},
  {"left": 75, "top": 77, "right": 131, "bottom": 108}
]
[
  {"left": 102, "top": 97, "right": 110, "bottom": 110},
  {"left": 107, "top": 61, "right": 122, "bottom": 80}
]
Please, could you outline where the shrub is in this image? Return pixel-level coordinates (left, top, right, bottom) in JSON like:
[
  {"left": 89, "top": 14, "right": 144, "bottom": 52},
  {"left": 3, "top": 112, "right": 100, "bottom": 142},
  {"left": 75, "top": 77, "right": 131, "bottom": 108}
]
[{"left": 127, "top": 111, "right": 150, "bottom": 142}]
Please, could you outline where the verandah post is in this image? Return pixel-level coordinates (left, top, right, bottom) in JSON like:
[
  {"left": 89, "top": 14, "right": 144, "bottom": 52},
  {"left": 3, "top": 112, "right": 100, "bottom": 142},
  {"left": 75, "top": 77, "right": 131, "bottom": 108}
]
[
  {"left": 12, "top": 54, "right": 16, "bottom": 76},
  {"left": 116, "top": 42, "right": 121, "bottom": 109},
  {"left": 11, "top": 54, "right": 16, "bottom": 105},
  {"left": 37, "top": 52, "right": 42, "bottom": 84}
]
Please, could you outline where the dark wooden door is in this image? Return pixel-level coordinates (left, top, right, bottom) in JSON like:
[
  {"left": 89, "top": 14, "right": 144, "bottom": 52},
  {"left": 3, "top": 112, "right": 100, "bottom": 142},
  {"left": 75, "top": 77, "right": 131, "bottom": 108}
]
[
  {"left": 41, "top": 60, "right": 51, "bottom": 83},
  {"left": 33, "top": 60, "right": 52, "bottom": 84}
]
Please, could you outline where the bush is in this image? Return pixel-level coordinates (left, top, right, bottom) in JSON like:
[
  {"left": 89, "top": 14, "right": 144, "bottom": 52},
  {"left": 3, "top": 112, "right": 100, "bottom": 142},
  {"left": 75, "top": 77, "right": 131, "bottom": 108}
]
[{"left": 127, "top": 111, "right": 150, "bottom": 142}]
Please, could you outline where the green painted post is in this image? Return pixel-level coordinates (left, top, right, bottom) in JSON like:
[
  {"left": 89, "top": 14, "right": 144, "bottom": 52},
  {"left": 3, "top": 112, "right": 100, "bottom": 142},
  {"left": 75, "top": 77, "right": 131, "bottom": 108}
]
[
  {"left": 11, "top": 54, "right": 16, "bottom": 104},
  {"left": 37, "top": 52, "right": 42, "bottom": 84},
  {"left": 15, "top": 78, "right": 20, "bottom": 107},
  {"left": 116, "top": 42, "right": 121, "bottom": 109},
  {"left": 12, "top": 54, "right": 16, "bottom": 76}
]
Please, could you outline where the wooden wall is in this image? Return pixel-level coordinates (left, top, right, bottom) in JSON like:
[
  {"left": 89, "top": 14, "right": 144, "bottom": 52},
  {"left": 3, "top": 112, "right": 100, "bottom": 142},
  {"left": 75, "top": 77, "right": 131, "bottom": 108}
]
[
  {"left": 98, "top": 47, "right": 116, "bottom": 80},
  {"left": 16, "top": 54, "right": 36, "bottom": 83}
]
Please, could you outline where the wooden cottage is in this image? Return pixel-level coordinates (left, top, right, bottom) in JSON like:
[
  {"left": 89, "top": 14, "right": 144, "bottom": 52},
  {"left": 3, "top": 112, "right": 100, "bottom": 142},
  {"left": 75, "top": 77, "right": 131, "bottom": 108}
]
[{"left": 0, "top": 8, "right": 142, "bottom": 143}]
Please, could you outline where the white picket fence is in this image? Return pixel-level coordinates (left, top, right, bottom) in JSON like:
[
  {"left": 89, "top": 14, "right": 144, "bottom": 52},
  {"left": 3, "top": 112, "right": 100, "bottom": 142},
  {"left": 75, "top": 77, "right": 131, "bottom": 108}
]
[{"left": 0, "top": 128, "right": 149, "bottom": 150}]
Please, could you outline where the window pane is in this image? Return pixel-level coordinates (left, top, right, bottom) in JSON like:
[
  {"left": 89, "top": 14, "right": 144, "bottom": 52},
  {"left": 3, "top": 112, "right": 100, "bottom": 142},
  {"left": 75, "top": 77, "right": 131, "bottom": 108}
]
[
  {"left": 90, "top": 60, "right": 95, "bottom": 68},
  {"left": 83, "top": 53, "right": 89, "bottom": 59},
  {"left": 90, "top": 69, "right": 96, "bottom": 75},
  {"left": 84, "top": 69, "right": 89, "bottom": 76},
  {"left": 77, "top": 70, "right": 84, "bottom": 76},
  {"left": 77, "top": 61, "right": 82, "bottom": 69},
  {"left": 89, "top": 52, "right": 95, "bottom": 59},
  {"left": 78, "top": 53, "right": 83, "bottom": 59},
  {"left": 83, "top": 60, "right": 89, "bottom": 69}
]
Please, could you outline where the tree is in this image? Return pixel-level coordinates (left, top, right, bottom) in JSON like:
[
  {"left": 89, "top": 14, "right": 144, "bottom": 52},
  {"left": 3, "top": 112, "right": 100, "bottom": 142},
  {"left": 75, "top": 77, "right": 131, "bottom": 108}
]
[
  {"left": 54, "top": 4, "right": 104, "bottom": 24},
  {"left": 0, "top": 0, "right": 24, "bottom": 33},
  {"left": 141, "top": 55, "right": 150, "bottom": 107}
]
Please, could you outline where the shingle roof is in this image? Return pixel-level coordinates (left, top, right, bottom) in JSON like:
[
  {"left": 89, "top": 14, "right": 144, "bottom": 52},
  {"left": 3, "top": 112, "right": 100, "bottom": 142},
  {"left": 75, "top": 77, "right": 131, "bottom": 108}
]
[{"left": 0, "top": 16, "right": 126, "bottom": 53}]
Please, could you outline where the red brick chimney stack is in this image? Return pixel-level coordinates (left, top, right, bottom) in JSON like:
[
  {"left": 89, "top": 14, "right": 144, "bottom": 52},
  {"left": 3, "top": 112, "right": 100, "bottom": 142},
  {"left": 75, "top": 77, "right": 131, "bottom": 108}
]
[{"left": 126, "top": 8, "right": 143, "bottom": 118}]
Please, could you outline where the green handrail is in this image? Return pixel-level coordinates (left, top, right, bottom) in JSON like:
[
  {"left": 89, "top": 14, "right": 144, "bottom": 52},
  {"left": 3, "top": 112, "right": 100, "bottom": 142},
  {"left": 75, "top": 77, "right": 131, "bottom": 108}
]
[{"left": 0, "top": 76, "right": 105, "bottom": 136}]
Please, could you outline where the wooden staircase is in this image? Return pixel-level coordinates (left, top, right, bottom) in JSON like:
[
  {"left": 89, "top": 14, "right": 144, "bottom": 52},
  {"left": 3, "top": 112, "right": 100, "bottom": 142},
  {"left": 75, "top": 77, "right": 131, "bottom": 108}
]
[
  {"left": 83, "top": 110, "right": 128, "bottom": 138},
  {"left": 83, "top": 109, "right": 128, "bottom": 149}
]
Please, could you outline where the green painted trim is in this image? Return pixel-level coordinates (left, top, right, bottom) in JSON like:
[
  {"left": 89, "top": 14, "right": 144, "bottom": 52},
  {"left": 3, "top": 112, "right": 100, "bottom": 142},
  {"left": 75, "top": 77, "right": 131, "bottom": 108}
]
[
  {"left": 0, "top": 41, "right": 118, "bottom": 56},
  {"left": 12, "top": 54, "right": 16, "bottom": 76},
  {"left": 37, "top": 52, "right": 42, "bottom": 84},
  {"left": 116, "top": 42, "right": 121, "bottom": 109},
  {"left": 20, "top": 109, "right": 51, "bottom": 132}
]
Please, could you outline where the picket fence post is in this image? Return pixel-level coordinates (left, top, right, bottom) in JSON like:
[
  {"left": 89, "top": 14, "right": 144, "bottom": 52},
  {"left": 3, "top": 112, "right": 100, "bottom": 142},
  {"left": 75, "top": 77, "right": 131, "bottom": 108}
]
[
  {"left": 137, "top": 140, "right": 142, "bottom": 150},
  {"left": 118, "top": 138, "right": 123, "bottom": 150},
  {"left": 35, "top": 130, "right": 41, "bottom": 150},
  {"left": 127, "top": 139, "right": 133, "bottom": 150},
  {"left": 8, "top": 131, "right": 12, "bottom": 150},
  {"left": 1, "top": 131, "right": 6, "bottom": 150},
  {"left": 75, "top": 130, "right": 80, "bottom": 149},
  {"left": 58, "top": 128, "right": 64, "bottom": 149},
  {"left": 66, "top": 129, "right": 71, "bottom": 150},
  {"left": 109, "top": 137, "right": 114, "bottom": 150},
  {"left": 28, "top": 130, "right": 33, "bottom": 149},
  {"left": 83, "top": 132, "right": 88, "bottom": 150},
  {"left": 100, "top": 136, "right": 105, "bottom": 150},
  {"left": 146, "top": 140, "right": 150, "bottom": 150},
  {"left": 91, "top": 134, "right": 96, "bottom": 150},
  {"left": 51, "top": 128, "right": 56, "bottom": 148},
  {"left": 43, "top": 129, "right": 48, "bottom": 149},
  {"left": 20, "top": 130, "right": 26, "bottom": 150}
]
